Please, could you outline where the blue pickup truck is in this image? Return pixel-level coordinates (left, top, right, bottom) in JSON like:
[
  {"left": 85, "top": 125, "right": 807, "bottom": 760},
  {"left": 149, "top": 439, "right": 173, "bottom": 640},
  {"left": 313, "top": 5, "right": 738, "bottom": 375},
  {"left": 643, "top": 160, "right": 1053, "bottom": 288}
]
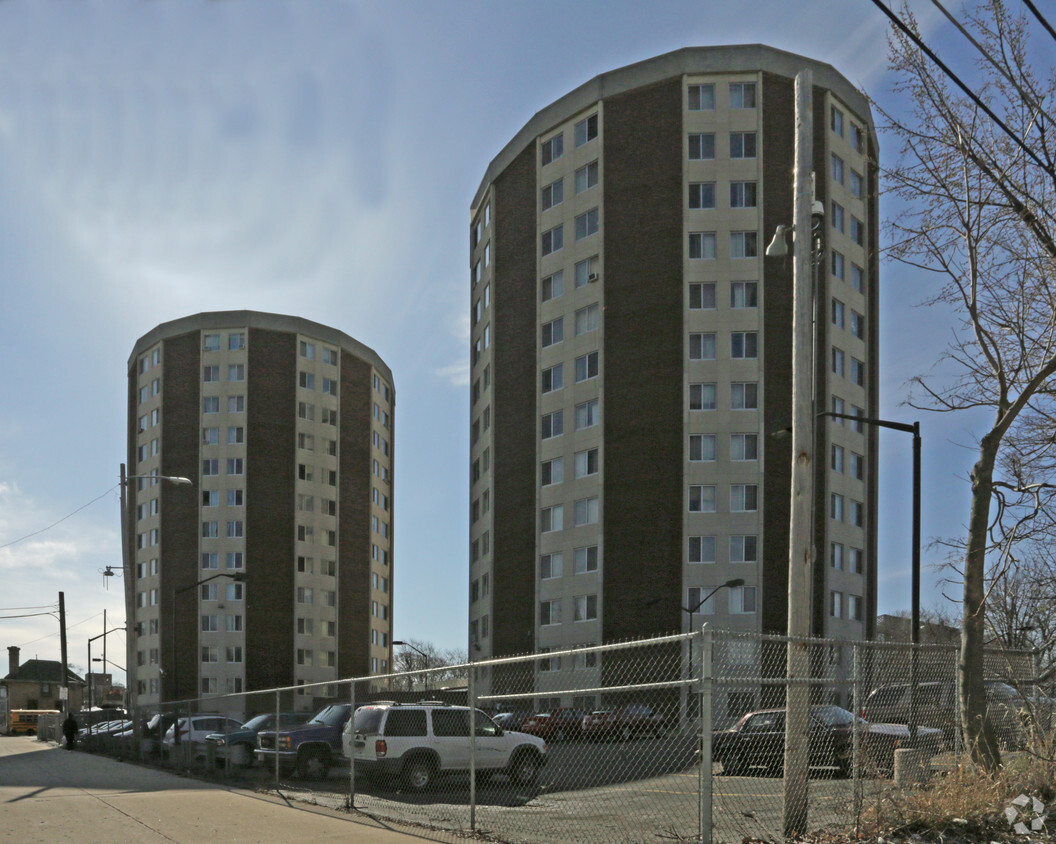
[{"left": 255, "top": 703, "right": 352, "bottom": 778}]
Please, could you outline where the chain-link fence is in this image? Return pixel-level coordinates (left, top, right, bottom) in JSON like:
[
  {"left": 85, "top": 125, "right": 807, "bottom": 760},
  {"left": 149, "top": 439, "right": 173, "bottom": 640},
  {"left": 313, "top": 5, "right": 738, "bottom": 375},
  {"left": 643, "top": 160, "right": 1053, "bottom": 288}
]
[{"left": 55, "top": 629, "right": 1045, "bottom": 843}]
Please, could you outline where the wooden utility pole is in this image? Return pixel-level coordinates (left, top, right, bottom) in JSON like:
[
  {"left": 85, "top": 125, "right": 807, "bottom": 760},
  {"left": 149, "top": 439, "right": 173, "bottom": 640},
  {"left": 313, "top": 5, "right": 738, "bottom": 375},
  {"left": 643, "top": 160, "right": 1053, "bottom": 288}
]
[
  {"left": 783, "top": 68, "right": 813, "bottom": 838},
  {"left": 59, "top": 591, "right": 69, "bottom": 714}
]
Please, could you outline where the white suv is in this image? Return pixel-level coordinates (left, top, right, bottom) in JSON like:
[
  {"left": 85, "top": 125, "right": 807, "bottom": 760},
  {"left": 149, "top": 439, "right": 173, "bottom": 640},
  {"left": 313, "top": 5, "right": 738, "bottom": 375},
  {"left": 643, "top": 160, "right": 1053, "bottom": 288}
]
[{"left": 343, "top": 701, "right": 546, "bottom": 791}]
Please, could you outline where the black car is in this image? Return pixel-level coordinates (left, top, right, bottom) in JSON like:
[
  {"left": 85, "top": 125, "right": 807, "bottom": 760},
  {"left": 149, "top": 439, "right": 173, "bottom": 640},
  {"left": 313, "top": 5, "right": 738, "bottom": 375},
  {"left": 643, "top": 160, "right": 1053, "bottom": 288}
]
[{"left": 712, "top": 705, "right": 943, "bottom": 777}]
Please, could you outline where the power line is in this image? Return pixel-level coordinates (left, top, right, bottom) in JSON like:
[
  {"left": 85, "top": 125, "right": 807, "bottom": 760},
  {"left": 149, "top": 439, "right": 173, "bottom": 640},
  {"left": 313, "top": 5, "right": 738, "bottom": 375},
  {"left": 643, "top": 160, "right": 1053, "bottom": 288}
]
[
  {"left": 868, "top": 0, "right": 1055, "bottom": 178},
  {"left": 1021, "top": 0, "right": 1056, "bottom": 45},
  {"left": 927, "top": 0, "right": 1056, "bottom": 127},
  {"left": 0, "top": 485, "right": 119, "bottom": 551}
]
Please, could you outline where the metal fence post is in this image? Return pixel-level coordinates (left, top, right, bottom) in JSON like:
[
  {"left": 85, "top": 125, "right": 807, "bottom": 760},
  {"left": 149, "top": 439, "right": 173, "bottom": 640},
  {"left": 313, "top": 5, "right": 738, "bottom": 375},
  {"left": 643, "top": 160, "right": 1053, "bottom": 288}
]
[
  {"left": 699, "top": 625, "right": 713, "bottom": 844},
  {"left": 349, "top": 679, "right": 356, "bottom": 810},
  {"left": 469, "top": 655, "right": 477, "bottom": 832},
  {"left": 852, "top": 642, "right": 862, "bottom": 831},
  {"left": 274, "top": 690, "right": 281, "bottom": 787}
]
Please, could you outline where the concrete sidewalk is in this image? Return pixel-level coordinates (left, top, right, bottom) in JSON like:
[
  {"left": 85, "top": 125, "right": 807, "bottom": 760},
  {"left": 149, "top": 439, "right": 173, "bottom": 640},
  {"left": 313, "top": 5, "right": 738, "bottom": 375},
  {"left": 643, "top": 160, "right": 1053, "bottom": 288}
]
[{"left": 0, "top": 737, "right": 434, "bottom": 843}]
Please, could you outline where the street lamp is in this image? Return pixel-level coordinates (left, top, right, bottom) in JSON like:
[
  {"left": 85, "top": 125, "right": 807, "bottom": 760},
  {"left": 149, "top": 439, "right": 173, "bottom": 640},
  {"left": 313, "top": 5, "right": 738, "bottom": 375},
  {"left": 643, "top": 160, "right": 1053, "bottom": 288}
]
[
  {"left": 393, "top": 640, "right": 429, "bottom": 692},
  {"left": 682, "top": 578, "right": 746, "bottom": 722},
  {"left": 87, "top": 626, "right": 126, "bottom": 711},
  {"left": 119, "top": 465, "right": 193, "bottom": 717},
  {"left": 819, "top": 410, "right": 921, "bottom": 742},
  {"left": 171, "top": 571, "right": 246, "bottom": 746}
]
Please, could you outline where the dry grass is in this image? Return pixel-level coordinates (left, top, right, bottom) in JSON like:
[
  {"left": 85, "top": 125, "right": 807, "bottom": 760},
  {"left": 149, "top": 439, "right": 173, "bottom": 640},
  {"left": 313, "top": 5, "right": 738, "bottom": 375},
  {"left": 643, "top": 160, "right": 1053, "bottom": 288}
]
[{"left": 855, "top": 744, "right": 1056, "bottom": 842}]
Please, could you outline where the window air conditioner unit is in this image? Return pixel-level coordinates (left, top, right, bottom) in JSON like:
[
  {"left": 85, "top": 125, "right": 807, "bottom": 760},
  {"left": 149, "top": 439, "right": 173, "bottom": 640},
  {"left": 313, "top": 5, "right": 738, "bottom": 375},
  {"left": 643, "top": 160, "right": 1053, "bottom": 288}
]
[{"left": 588, "top": 273, "right": 599, "bottom": 282}]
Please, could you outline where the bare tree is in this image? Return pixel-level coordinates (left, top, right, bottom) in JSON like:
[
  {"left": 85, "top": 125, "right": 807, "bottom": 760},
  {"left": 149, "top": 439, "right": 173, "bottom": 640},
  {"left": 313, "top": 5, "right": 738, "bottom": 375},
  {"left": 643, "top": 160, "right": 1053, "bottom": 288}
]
[
  {"left": 881, "top": 2, "right": 1056, "bottom": 769},
  {"left": 391, "top": 639, "right": 468, "bottom": 692}
]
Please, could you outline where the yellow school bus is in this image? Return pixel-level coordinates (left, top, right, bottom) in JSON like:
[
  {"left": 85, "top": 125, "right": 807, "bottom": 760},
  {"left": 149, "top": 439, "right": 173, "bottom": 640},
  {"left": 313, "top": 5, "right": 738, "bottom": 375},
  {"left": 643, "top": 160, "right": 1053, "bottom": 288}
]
[{"left": 4, "top": 709, "right": 60, "bottom": 736}]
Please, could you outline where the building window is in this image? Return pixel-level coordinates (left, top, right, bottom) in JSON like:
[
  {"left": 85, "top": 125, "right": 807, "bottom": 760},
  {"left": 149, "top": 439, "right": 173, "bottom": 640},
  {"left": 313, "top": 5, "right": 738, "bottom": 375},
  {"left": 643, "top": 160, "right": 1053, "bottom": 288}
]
[
  {"left": 689, "top": 333, "right": 716, "bottom": 360},
  {"left": 574, "top": 207, "right": 599, "bottom": 240},
  {"left": 688, "top": 83, "right": 715, "bottom": 110},
  {"left": 850, "top": 452, "right": 865, "bottom": 481},
  {"left": 850, "top": 123, "right": 865, "bottom": 152},
  {"left": 832, "top": 201, "right": 845, "bottom": 233},
  {"left": 201, "top": 553, "right": 218, "bottom": 570},
  {"left": 297, "top": 587, "right": 313, "bottom": 605},
  {"left": 832, "top": 347, "right": 845, "bottom": 377},
  {"left": 689, "top": 485, "right": 717, "bottom": 513},
  {"left": 201, "top": 521, "right": 218, "bottom": 538},
  {"left": 541, "top": 457, "right": 563, "bottom": 486},
  {"left": 226, "top": 520, "right": 243, "bottom": 538},
  {"left": 574, "top": 399, "right": 599, "bottom": 430},
  {"left": 730, "top": 433, "right": 758, "bottom": 461},
  {"left": 689, "top": 434, "right": 716, "bottom": 461},
  {"left": 690, "top": 383, "right": 717, "bottom": 410},
  {"left": 729, "top": 82, "right": 756, "bottom": 108},
  {"left": 203, "top": 334, "right": 221, "bottom": 351},
  {"left": 689, "top": 535, "right": 716, "bottom": 564},
  {"left": 575, "top": 303, "right": 600, "bottom": 335},
  {"left": 687, "top": 586, "right": 716, "bottom": 616},
  {"left": 730, "top": 181, "right": 758, "bottom": 208},
  {"left": 203, "top": 396, "right": 220, "bottom": 414},
  {"left": 850, "top": 499, "right": 864, "bottom": 527},
  {"left": 541, "top": 409, "right": 563, "bottom": 439},
  {"left": 574, "top": 497, "right": 599, "bottom": 526},
  {"left": 730, "top": 132, "right": 757, "bottom": 159},
  {"left": 831, "top": 153, "right": 844, "bottom": 183},
  {"left": 203, "top": 365, "right": 220, "bottom": 382},
  {"left": 541, "top": 178, "right": 563, "bottom": 211},
  {"left": 730, "top": 484, "right": 758, "bottom": 512},
  {"left": 731, "top": 281, "right": 758, "bottom": 308},
  {"left": 831, "top": 542, "right": 844, "bottom": 570},
  {"left": 228, "top": 426, "right": 244, "bottom": 444},
  {"left": 228, "top": 364, "right": 245, "bottom": 381},
  {"left": 574, "top": 113, "right": 598, "bottom": 146},
  {"left": 574, "top": 351, "right": 599, "bottom": 382},
  {"left": 574, "top": 255, "right": 599, "bottom": 287},
  {"left": 730, "top": 585, "right": 757, "bottom": 614},
  {"left": 541, "top": 364, "right": 563, "bottom": 394},
  {"left": 832, "top": 444, "right": 845, "bottom": 472},
  {"left": 203, "top": 427, "right": 219, "bottom": 445},
  {"left": 226, "top": 552, "right": 243, "bottom": 569},
  {"left": 540, "top": 552, "right": 563, "bottom": 579},
  {"left": 851, "top": 357, "right": 866, "bottom": 387},
  {"left": 299, "top": 371, "right": 315, "bottom": 390},
  {"left": 574, "top": 545, "right": 599, "bottom": 573},
  {"left": 848, "top": 594, "right": 863, "bottom": 621},
  {"left": 730, "top": 535, "right": 758, "bottom": 563},
  {"left": 540, "top": 599, "right": 561, "bottom": 626},
  {"left": 851, "top": 310, "right": 865, "bottom": 339},
  {"left": 575, "top": 160, "right": 599, "bottom": 193},
  {"left": 689, "top": 232, "right": 717, "bottom": 259},
  {"left": 831, "top": 493, "right": 844, "bottom": 522},
  {"left": 688, "top": 133, "right": 716, "bottom": 160},
  {"left": 574, "top": 447, "right": 599, "bottom": 478},
  {"left": 850, "top": 170, "right": 864, "bottom": 198},
  {"left": 201, "top": 615, "right": 218, "bottom": 632},
  {"left": 830, "top": 591, "right": 843, "bottom": 618},
  {"left": 574, "top": 594, "right": 598, "bottom": 622},
  {"left": 226, "top": 458, "right": 244, "bottom": 475},
  {"left": 541, "top": 133, "right": 563, "bottom": 165},
  {"left": 850, "top": 216, "right": 865, "bottom": 245},
  {"left": 541, "top": 225, "right": 563, "bottom": 255},
  {"left": 831, "top": 105, "right": 844, "bottom": 136},
  {"left": 689, "top": 182, "right": 716, "bottom": 209},
  {"left": 227, "top": 395, "right": 245, "bottom": 412},
  {"left": 730, "top": 231, "right": 758, "bottom": 258},
  {"left": 541, "top": 317, "right": 563, "bottom": 348},
  {"left": 849, "top": 547, "right": 864, "bottom": 574},
  {"left": 690, "top": 282, "right": 716, "bottom": 309},
  {"left": 541, "top": 505, "right": 564, "bottom": 533},
  {"left": 731, "top": 332, "right": 758, "bottom": 359},
  {"left": 832, "top": 298, "right": 845, "bottom": 328}
]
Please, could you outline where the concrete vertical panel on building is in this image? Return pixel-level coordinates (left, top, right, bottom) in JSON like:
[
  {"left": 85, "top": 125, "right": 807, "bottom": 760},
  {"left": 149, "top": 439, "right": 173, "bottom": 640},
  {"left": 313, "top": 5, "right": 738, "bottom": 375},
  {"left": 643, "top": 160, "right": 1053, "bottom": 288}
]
[
  {"left": 337, "top": 351, "right": 373, "bottom": 681},
  {"left": 245, "top": 328, "right": 297, "bottom": 694},
  {"left": 490, "top": 143, "right": 539, "bottom": 669},
  {"left": 601, "top": 77, "right": 684, "bottom": 649},
  {"left": 760, "top": 71, "right": 796, "bottom": 636},
  {"left": 161, "top": 331, "right": 207, "bottom": 702}
]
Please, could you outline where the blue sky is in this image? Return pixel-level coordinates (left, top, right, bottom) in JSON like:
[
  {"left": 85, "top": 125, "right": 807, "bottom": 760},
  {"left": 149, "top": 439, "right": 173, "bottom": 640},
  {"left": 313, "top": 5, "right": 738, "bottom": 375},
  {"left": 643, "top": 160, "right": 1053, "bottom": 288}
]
[{"left": 0, "top": 0, "right": 980, "bottom": 686}]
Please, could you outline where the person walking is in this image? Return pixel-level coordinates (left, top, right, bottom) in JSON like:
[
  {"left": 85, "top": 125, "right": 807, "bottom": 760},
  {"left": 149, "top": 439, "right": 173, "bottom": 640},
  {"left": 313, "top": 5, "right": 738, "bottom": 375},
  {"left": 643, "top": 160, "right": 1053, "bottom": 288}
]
[{"left": 62, "top": 713, "right": 78, "bottom": 751}]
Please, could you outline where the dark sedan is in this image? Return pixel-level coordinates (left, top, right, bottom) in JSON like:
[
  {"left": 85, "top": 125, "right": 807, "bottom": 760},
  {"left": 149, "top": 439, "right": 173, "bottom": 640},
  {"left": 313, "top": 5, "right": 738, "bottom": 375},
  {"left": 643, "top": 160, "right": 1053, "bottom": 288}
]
[
  {"left": 712, "top": 705, "right": 943, "bottom": 777},
  {"left": 520, "top": 708, "right": 586, "bottom": 742}
]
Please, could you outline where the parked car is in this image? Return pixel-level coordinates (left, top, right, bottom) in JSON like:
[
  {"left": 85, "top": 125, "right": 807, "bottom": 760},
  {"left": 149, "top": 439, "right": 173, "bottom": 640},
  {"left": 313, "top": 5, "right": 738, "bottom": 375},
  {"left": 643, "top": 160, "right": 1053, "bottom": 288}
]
[
  {"left": 492, "top": 711, "right": 532, "bottom": 732},
  {"left": 712, "top": 705, "right": 944, "bottom": 777},
  {"left": 344, "top": 701, "right": 547, "bottom": 792},
  {"left": 255, "top": 703, "right": 353, "bottom": 779},
  {"left": 862, "top": 680, "right": 1038, "bottom": 749},
  {"left": 581, "top": 704, "right": 667, "bottom": 741},
  {"left": 204, "top": 712, "right": 304, "bottom": 766},
  {"left": 78, "top": 720, "right": 131, "bottom": 741},
  {"left": 520, "top": 708, "right": 586, "bottom": 742},
  {"left": 162, "top": 715, "right": 243, "bottom": 755}
]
